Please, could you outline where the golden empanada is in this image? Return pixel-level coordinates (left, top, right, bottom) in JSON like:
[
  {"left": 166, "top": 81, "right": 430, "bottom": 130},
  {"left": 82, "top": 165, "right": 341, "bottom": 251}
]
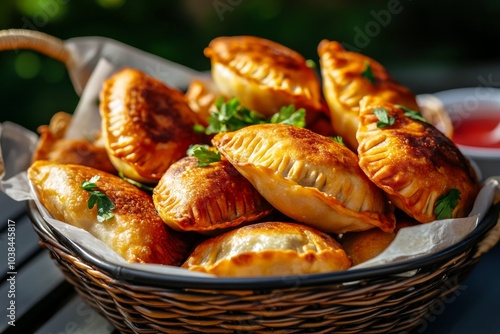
[
  {"left": 356, "top": 97, "right": 479, "bottom": 223},
  {"left": 153, "top": 156, "right": 273, "bottom": 234},
  {"left": 182, "top": 221, "right": 352, "bottom": 277},
  {"left": 184, "top": 77, "right": 222, "bottom": 127},
  {"left": 28, "top": 161, "right": 192, "bottom": 265},
  {"left": 32, "top": 112, "right": 117, "bottom": 174},
  {"left": 212, "top": 123, "right": 395, "bottom": 234},
  {"left": 318, "top": 40, "right": 418, "bottom": 150},
  {"left": 100, "top": 68, "right": 206, "bottom": 183},
  {"left": 204, "top": 36, "right": 324, "bottom": 121},
  {"left": 416, "top": 94, "right": 454, "bottom": 138},
  {"left": 340, "top": 219, "right": 416, "bottom": 265}
]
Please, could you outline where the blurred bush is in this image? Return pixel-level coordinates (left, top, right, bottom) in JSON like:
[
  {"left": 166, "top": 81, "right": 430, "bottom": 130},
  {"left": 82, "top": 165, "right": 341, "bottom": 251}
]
[{"left": 1, "top": 0, "right": 499, "bottom": 131}]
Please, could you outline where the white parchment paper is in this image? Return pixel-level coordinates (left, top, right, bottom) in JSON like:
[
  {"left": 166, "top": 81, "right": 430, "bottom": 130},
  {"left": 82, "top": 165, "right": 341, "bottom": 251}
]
[{"left": 1, "top": 57, "right": 498, "bottom": 278}]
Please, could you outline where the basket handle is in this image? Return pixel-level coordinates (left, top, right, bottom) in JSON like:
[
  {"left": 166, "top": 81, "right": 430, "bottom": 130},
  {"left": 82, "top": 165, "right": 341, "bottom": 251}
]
[{"left": 0, "top": 29, "right": 72, "bottom": 66}]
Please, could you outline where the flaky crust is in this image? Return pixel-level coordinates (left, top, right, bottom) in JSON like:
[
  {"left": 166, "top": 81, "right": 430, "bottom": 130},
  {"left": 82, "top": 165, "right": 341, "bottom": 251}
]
[
  {"left": 205, "top": 36, "right": 324, "bottom": 120},
  {"left": 99, "top": 68, "right": 205, "bottom": 183},
  {"left": 182, "top": 222, "right": 352, "bottom": 277},
  {"left": 153, "top": 156, "right": 273, "bottom": 233},
  {"left": 27, "top": 161, "right": 191, "bottom": 265},
  {"left": 184, "top": 78, "right": 222, "bottom": 127},
  {"left": 356, "top": 97, "right": 479, "bottom": 223},
  {"left": 318, "top": 40, "right": 418, "bottom": 150},
  {"left": 212, "top": 123, "right": 395, "bottom": 234},
  {"left": 340, "top": 220, "right": 416, "bottom": 265},
  {"left": 32, "top": 112, "right": 116, "bottom": 174}
]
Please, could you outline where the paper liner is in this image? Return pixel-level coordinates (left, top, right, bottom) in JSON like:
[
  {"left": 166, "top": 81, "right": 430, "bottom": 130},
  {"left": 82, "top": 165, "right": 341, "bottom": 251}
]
[{"left": 1, "top": 57, "right": 498, "bottom": 279}]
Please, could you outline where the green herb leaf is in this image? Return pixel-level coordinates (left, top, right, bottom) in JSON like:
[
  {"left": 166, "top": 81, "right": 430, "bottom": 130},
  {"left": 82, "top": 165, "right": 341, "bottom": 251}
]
[
  {"left": 361, "top": 61, "right": 376, "bottom": 85},
  {"left": 118, "top": 171, "right": 155, "bottom": 192},
  {"left": 305, "top": 59, "right": 316, "bottom": 69},
  {"left": 434, "top": 188, "right": 462, "bottom": 219},
  {"left": 187, "top": 144, "right": 221, "bottom": 166},
  {"left": 79, "top": 176, "right": 115, "bottom": 222},
  {"left": 395, "top": 104, "right": 428, "bottom": 123},
  {"left": 193, "top": 124, "right": 206, "bottom": 133},
  {"left": 374, "top": 108, "right": 395, "bottom": 128},
  {"left": 200, "top": 97, "right": 266, "bottom": 135},
  {"left": 194, "top": 98, "right": 306, "bottom": 135},
  {"left": 269, "top": 105, "right": 306, "bottom": 128},
  {"left": 331, "top": 136, "right": 345, "bottom": 146},
  {"left": 80, "top": 175, "right": 100, "bottom": 190}
]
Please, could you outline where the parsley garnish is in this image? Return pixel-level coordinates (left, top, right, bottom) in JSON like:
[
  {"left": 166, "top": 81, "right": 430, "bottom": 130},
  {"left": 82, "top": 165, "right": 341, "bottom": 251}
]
[
  {"left": 187, "top": 144, "right": 221, "bottom": 166},
  {"left": 395, "top": 104, "right": 428, "bottom": 123},
  {"left": 331, "top": 136, "right": 345, "bottom": 146},
  {"left": 374, "top": 108, "right": 395, "bottom": 128},
  {"left": 434, "top": 188, "right": 461, "bottom": 219},
  {"left": 305, "top": 59, "right": 316, "bottom": 69},
  {"left": 269, "top": 105, "right": 306, "bottom": 128},
  {"left": 118, "top": 171, "right": 155, "bottom": 192},
  {"left": 194, "top": 97, "right": 306, "bottom": 134},
  {"left": 80, "top": 176, "right": 115, "bottom": 222},
  {"left": 361, "top": 61, "right": 376, "bottom": 85}
]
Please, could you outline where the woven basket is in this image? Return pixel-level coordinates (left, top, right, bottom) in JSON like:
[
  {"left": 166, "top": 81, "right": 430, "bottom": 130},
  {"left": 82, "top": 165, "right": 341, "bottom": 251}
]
[
  {"left": 28, "top": 200, "right": 500, "bottom": 334},
  {"left": 4, "top": 29, "right": 500, "bottom": 333}
]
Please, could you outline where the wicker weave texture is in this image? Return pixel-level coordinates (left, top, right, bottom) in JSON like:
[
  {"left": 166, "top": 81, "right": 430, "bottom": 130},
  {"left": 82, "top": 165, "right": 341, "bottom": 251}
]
[{"left": 33, "top": 221, "right": 481, "bottom": 334}]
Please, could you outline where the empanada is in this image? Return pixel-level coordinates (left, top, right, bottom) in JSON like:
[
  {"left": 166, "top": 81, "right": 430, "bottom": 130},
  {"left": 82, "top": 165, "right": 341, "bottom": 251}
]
[
  {"left": 356, "top": 97, "right": 479, "bottom": 223},
  {"left": 212, "top": 123, "right": 395, "bottom": 234},
  {"left": 32, "top": 112, "right": 117, "bottom": 174},
  {"left": 28, "top": 161, "right": 192, "bottom": 265},
  {"left": 318, "top": 40, "right": 418, "bottom": 150},
  {"left": 184, "top": 77, "right": 222, "bottom": 127},
  {"left": 100, "top": 68, "right": 206, "bottom": 183},
  {"left": 416, "top": 94, "right": 454, "bottom": 138},
  {"left": 340, "top": 219, "right": 416, "bottom": 265},
  {"left": 204, "top": 36, "right": 324, "bottom": 121},
  {"left": 153, "top": 156, "right": 273, "bottom": 234},
  {"left": 182, "top": 221, "right": 352, "bottom": 277}
]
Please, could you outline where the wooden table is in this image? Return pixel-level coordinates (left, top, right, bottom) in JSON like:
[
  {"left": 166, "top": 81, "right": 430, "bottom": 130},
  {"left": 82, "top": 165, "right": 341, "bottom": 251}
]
[{"left": 0, "top": 189, "right": 499, "bottom": 334}]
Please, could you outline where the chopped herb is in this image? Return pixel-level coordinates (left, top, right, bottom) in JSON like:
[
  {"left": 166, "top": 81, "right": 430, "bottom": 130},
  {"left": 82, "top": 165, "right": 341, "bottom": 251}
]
[
  {"left": 331, "top": 136, "right": 345, "bottom": 146},
  {"left": 194, "top": 98, "right": 306, "bottom": 134},
  {"left": 395, "top": 104, "right": 428, "bottom": 123},
  {"left": 374, "top": 108, "right": 395, "bottom": 128},
  {"left": 193, "top": 124, "right": 206, "bottom": 133},
  {"left": 80, "top": 176, "right": 115, "bottom": 222},
  {"left": 187, "top": 144, "right": 221, "bottom": 166},
  {"left": 269, "top": 105, "right": 306, "bottom": 128},
  {"left": 118, "top": 171, "right": 155, "bottom": 192},
  {"left": 305, "top": 59, "right": 316, "bottom": 69},
  {"left": 361, "top": 61, "right": 376, "bottom": 85},
  {"left": 434, "top": 188, "right": 461, "bottom": 219}
]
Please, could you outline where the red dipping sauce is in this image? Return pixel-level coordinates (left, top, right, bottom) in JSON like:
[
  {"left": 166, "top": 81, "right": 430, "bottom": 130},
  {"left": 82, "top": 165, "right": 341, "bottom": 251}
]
[{"left": 452, "top": 116, "right": 500, "bottom": 149}]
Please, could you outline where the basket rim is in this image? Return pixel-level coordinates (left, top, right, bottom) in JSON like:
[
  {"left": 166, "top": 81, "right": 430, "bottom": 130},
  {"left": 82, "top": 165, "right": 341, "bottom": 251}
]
[{"left": 28, "top": 200, "right": 499, "bottom": 290}]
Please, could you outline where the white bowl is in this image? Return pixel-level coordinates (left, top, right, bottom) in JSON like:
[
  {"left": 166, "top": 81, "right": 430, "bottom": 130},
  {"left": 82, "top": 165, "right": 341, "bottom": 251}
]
[{"left": 428, "top": 87, "right": 500, "bottom": 180}]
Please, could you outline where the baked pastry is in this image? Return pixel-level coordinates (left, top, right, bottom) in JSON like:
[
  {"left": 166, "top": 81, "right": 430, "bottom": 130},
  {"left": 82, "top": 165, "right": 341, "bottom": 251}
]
[
  {"left": 182, "top": 221, "right": 352, "bottom": 277},
  {"left": 204, "top": 36, "right": 324, "bottom": 122},
  {"left": 356, "top": 97, "right": 479, "bottom": 223},
  {"left": 184, "top": 77, "right": 222, "bottom": 127},
  {"left": 99, "top": 68, "right": 206, "bottom": 183},
  {"left": 32, "top": 112, "right": 117, "bottom": 174},
  {"left": 153, "top": 156, "right": 273, "bottom": 234},
  {"left": 27, "top": 161, "right": 191, "bottom": 265},
  {"left": 416, "top": 94, "right": 454, "bottom": 138},
  {"left": 318, "top": 40, "right": 419, "bottom": 150},
  {"left": 212, "top": 123, "right": 395, "bottom": 234},
  {"left": 340, "top": 219, "right": 416, "bottom": 265}
]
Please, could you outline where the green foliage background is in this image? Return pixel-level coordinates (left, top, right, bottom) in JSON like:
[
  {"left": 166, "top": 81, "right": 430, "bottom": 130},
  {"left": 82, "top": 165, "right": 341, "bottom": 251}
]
[{"left": 1, "top": 0, "right": 499, "bottom": 132}]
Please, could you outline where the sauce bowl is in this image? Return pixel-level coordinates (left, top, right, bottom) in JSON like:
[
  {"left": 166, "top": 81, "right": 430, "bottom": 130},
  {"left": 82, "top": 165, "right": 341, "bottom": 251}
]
[{"left": 429, "top": 87, "right": 500, "bottom": 180}]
